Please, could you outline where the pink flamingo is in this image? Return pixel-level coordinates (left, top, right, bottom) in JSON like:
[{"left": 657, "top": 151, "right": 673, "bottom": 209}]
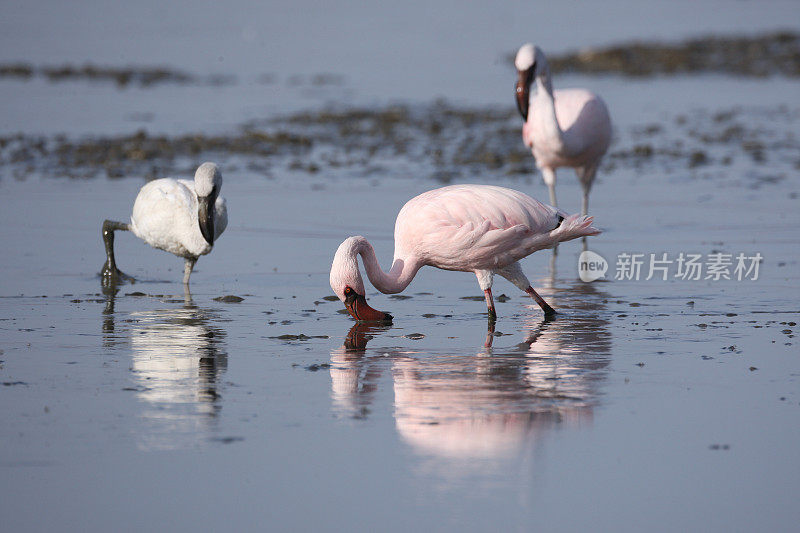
[
  {"left": 329, "top": 184, "right": 600, "bottom": 322},
  {"left": 515, "top": 43, "right": 612, "bottom": 215}
]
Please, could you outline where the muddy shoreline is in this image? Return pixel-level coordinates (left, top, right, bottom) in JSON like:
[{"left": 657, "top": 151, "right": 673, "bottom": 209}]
[
  {"left": 1, "top": 102, "right": 796, "bottom": 187},
  {"left": 0, "top": 63, "right": 235, "bottom": 88},
  {"left": 545, "top": 31, "right": 800, "bottom": 77},
  {"left": 2, "top": 31, "right": 798, "bottom": 91}
]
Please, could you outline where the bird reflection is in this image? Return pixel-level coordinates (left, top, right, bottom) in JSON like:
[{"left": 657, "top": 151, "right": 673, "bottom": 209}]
[
  {"left": 330, "top": 323, "right": 392, "bottom": 419},
  {"left": 102, "top": 287, "right": 228, "bottom": 450},
  {"left": 101, "top": 283, "right": 121, "bottom": 342},
  {"left": 329, "top": 281, "right": 611, "bottom": 464},
  {"left": 548, "top": 238, "right": 590, "bottom": 283}
]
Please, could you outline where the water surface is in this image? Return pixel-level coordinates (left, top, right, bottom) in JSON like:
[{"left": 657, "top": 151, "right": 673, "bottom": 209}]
[{"left": 1, "top": 1, "right": 799, "bottom": 531}]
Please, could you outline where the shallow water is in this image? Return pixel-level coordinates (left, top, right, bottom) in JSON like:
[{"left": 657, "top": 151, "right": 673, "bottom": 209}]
[
  {"left": 1, "top": 164, "right": 798, "bottom": 530},
  {"left": 2, "top": 1, "right": 800, "bottom": 531}
]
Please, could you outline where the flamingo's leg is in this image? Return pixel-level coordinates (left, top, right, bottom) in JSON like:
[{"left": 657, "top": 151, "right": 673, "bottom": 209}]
[
  {"left": 496, "top": 263, "right": 556, "bottom": 318},
  {"left": 525, "top": 286, "right": 556, "bottom": 318},
  {"left": 484, "top": 288, "right": 497, "bottom": 322},
  {"left": 183, "top": 256, "right": 198, "bottom": 286},
  {"left": 542, "top": 167, "right": 557, "bottom": 208},
  {"left": 101, "top": 220, "right": 133, "bottom": 285},
  {"left": 475, "top": 269, "right": 496, "bottom": 320},
  {"left": 577, "top": 164, "right": 597, "bottom": 216}
]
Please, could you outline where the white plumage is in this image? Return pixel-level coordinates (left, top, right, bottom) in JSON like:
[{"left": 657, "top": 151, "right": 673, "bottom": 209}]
[
  {"left": 131, "top": 178, "right": 227, "bottom": 258},
  {"left": 101, "top": 162, "right": 228, "bottom": 285},
  {"left": 515, "top": 44, "right": 612, "bottom": 215}
]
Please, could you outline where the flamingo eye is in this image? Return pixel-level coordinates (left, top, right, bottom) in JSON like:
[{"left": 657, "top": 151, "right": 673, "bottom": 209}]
[{"left": 344, "top": 287, "right": 352, "bottom": 295}]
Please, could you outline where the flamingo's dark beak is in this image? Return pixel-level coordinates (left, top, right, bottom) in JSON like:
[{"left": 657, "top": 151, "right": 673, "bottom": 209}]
[
  {"left": 198, "top": 195, "right": 214, "bottom": 246},
  {"left": 344, "top": 291, "right": 393, "bottom": 322},
  {"left": 515, "top": 67, "right": 533, "bottom": 121}
]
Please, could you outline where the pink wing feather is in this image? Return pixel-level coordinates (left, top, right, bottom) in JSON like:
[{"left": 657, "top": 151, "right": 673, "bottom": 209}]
[{"left": 392, "top": 185, "right": 596, "bottom": 272}]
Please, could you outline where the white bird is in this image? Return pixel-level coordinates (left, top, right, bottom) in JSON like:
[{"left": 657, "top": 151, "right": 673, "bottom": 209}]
[
  {"left": 515, "top": 43, "right": 612, "bottom": 215},
  {"left": 101, "top": 162, "right": 228, "bottom": 285},
  {"left": 329, "top": 184, "right": 600, "bottom": 321}
]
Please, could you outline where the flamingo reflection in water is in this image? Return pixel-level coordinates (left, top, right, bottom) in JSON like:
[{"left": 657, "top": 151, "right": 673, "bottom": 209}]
[
  {"left": 102, "top": 288, "right": 228, "bottom": 450},
  {"left": 330, "top": 282, "right": 611, "bottom": 464},
  {"left": 330, "top": 323, "right": 393, "bottom": 418}
]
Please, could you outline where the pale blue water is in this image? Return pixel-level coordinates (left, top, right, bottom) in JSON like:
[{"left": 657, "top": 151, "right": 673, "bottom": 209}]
[{"left": 1, "top": 2, "right": 799, "bottom": 531}]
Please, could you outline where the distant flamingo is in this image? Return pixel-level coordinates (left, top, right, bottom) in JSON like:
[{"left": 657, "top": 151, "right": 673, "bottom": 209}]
[
  {"left": 329, "top": 184, "right": 600, "bottom": 321},
  {"left": 101, "top": 162, "right": 228, "bottom": 286},
  {"left": 515, "top": 43, "right": 612, "bottom": 215}
]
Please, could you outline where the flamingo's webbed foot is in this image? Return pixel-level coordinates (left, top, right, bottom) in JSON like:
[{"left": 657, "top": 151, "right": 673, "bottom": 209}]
[{"left": 543, "top": 306, "right": 557, "bottom": 320}]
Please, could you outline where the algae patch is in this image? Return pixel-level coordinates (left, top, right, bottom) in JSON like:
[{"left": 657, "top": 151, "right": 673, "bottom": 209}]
[{"left": 531, "top": 31, "right": 800, "bottom": 77}]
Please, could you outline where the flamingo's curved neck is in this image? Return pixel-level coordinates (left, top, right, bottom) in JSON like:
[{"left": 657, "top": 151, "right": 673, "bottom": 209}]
[
  {"left": 535, "top": 75, "right": 563, "bottom": 141},
  {"left": 357, "top": 240, "right": 420, "bottom": 295},
  {"left": 534, "top": 73, "right": 588, "bottom": 159}
]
